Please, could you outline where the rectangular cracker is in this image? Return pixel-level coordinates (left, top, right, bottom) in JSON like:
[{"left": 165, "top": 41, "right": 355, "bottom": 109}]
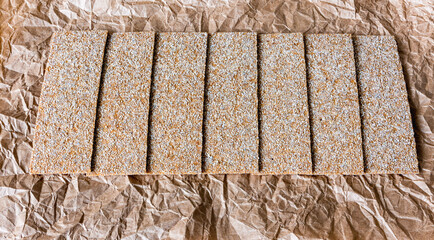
[
  {"left": 92, "top": 32, "right": 155, "bottom": 175},
  {"left": 258, "top": 33, "right": 312, "bottom": 174},
  {"left": 354, "top": 36, "right": 418, "bottom": 174},
  {"left": 148, "top": 32, "right": 207, "bottom": 174},
  {"left": 30, "top": 30, "right": 107, "bottom": 174},
  {"left": 305, "top": 34, "right": 364, "bottom": 174},
  {"left": 203, "top": 32, "right": 259, "bottom": 174}
]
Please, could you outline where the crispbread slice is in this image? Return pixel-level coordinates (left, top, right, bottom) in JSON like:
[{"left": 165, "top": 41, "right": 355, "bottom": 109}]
[
  {"left": 354, "top": 35, "right": 418, "bottom": 174},
  {"left": 92, "top": 32, "right": 155, "bottom": 175},
  {"left": 148, "top": 32, "right": 207, "bottom": 174},
  {"left": 30, "top": 30, "right": 107, "bottom": 174},
  {"left": 305, "top": 34, "right": 364, "bottom": 175},
  {"left": 258, "top": 33, "right": 312, "bottom": 174},
  {"left": 203, "top": 32, "right": 259, "bottom": 174}
]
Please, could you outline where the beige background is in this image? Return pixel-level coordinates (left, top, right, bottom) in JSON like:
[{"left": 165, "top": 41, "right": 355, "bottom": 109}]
[{"left": 0, "top": 0, "right": 433, "bottom": 239}]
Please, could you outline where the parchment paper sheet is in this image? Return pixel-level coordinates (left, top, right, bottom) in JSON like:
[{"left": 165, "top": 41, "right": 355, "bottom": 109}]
[{"left": 0, "top": 0, "right": 433, "bottom": 239}]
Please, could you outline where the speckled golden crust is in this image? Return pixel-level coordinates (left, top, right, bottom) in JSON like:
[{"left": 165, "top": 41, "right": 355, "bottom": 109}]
[
  {"left": 354, "top": 36, "right": 418, "bottom": 174},
  {"left": 148, "top": 32, "right": 207, "bottom": 174},
  {"left": 305, "top": 34, "right": 364, "bottom": 175},
  {"left": 258, "top": 33, "right": 312, "bottom": 174},
  {"left": 203, "top": 32, "right": 259, "bottom": 174},
  {"left": 30, "top": 30, "right": 107, "bottom": 174},
  {"left": 92, "top": 32, "right": 155, "bottom": 175}
]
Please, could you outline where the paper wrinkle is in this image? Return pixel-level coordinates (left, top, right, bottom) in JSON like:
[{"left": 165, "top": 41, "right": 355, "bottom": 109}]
[{"left": 0, "top": 0, "right": 433, "bottom": 239}]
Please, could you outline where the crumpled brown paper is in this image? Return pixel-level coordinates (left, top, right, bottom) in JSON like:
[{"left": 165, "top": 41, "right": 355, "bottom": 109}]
[{"left": 0, "top": 0, "right": 433, "bottom": 239}]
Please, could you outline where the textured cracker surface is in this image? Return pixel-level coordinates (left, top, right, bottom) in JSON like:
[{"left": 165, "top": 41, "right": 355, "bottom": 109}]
[
  {"left": 305, "top": 34, "right": 364, "bottom": 175},
  {"left": 204, "top": 32, "right": 259, "bottom": 174},
  {"left": 92, "top": 32, "right": 154, "bottom": 175},
  {"left": 259, "top": 33, "right": 312, "bottom": 174},
  {"left": 148, "top": 33, "right": 207, "bottom": 174},
  {"left": 30, "top": 30, "right": 107, "bottom": 174},
  {"left": 354, "top": 36, "right": 418, "bottom": 174}
]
